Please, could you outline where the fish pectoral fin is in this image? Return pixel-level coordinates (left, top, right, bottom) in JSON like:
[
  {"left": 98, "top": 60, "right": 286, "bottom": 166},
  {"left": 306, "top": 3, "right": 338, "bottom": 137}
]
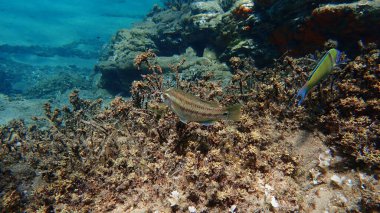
[
  {"left": 170, "top": 103, "right": 189, "bottom": 124},
  {"left": 199, "top": 121, "right": 215, "bottom": 126},
  {"left": 225, "top": 104, "right": 242, "bottom": 121}
]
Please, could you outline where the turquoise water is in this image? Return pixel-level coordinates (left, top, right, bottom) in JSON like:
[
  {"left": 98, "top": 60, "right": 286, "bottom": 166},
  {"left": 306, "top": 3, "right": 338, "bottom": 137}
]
[
  {"left": 0, "top": 0, "right": 160, "bottom": 68},
  {"left": 0, "top": 0, "right": 160, "bottom": 46},
  {"left": 0, "top": 0, "right": 160, "bottom": 124}
]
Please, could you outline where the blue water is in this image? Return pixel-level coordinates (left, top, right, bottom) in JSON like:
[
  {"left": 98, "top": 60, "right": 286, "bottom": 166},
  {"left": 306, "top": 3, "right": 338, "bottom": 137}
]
[
  {"left": 0, "top": 0, "right": 161, "bottom": 124},
  {"left": 0, "top": 0, "right": 161, "bottom": 66},
  {"left": 0, "top": 0, "right": 160, "bottom": 46}
]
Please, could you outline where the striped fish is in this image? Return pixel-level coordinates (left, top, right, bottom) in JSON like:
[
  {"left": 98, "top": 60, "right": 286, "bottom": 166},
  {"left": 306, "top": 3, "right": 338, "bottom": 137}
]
[
  {"left": 296, "top": 48, "right": 343, "bottom": 105},
  {"left": 161, "top": 88, "right": 241, "bottom": 125}
]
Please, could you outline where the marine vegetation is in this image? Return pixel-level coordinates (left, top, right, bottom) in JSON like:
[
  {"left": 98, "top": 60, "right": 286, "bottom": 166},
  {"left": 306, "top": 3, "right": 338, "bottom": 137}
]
[{"left": 0, "top": 43, "right": 379, "bottom": 212}]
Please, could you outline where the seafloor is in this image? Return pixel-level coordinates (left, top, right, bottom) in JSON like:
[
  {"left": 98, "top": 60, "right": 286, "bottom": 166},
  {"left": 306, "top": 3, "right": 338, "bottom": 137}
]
[{"left": 1, "top": 0, "right": 379, "bottom": 212}]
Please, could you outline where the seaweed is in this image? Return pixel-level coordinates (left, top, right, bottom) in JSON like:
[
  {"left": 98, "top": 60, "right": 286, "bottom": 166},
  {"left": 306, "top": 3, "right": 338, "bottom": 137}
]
[{"left": 0, "top": 45, "right": 379, "bottom": 211}]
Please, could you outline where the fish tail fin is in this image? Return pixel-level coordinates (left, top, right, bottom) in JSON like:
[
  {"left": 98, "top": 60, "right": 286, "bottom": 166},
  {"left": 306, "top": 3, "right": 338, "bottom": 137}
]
[
  {"left": 335, "top": 49, "right": 348, "bottom": 65},
  {"left": 226, "top": 104, "right": 242, "bottom": 121},
  {"left": 296, "top": 85, "right": 309, "bottom": 106}
]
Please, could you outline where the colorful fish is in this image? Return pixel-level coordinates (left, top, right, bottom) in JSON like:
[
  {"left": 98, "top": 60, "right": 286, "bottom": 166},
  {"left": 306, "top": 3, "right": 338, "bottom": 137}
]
[
  {"left": 161, "top": 88, "right": 241, "bottom": 125},
  {"left": 296, "top": 48, "right": 343, "bottom": 105}
]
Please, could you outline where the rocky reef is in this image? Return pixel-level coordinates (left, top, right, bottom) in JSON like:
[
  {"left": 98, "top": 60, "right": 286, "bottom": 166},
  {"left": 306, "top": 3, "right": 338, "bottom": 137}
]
[
  {"left": 0, "top": 39, "right": 101, "bottom": 60},
  {"left": 0, "top": 57, "right": 114, "bottom": 126},
  {"left": 1, "top": 0, "right": 379, "bottom": 211},
  {"left": 0, "top": 55, "right": 98, "bottom": 99},
  {"left": 1, "top": 43, "right": 379, "bottom": 211},
  {"left": 96, "top": 0, "right": 380, "bottom": 94}
]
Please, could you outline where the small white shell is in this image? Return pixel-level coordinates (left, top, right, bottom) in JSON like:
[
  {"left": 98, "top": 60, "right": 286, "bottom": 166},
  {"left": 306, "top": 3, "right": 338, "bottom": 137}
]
[
  {"left": 271, "top": 196, "right": 279, "bottom": 208},
  {"left": 188, "top": 206, "right": 197, "bottom": 213}
]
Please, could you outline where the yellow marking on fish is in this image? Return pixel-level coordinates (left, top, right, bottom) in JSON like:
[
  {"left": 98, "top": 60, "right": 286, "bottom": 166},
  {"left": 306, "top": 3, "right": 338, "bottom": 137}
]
[{"left": 296, "top": 48, "right": 342, "bottom": 105}]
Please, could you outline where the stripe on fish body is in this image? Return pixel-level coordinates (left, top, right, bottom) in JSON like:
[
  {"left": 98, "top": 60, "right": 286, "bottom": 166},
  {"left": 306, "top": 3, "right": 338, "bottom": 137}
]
[{"left": 162, "top": 88, "right": 241, "bottom": 125}]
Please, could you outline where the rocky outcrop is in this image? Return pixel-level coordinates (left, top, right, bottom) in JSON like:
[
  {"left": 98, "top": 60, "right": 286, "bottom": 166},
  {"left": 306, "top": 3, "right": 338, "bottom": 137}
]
[
  {"left": 96, "top": 40, "right": 232, "bottom": 94},
  {"left": 96, "top": 0, "right": 380, "bottom": 94},
  {"left": 95, "top": 2, "right": 233, "bottom": 95},
  {"left": 0, "top": 39, "right": 101, "bottom": 59},
  {"left": 95, "top": 22, "right": 159, "bottom": 94},
  {"left": 266, "top": 0, "right": 380, "bottom": 55}
]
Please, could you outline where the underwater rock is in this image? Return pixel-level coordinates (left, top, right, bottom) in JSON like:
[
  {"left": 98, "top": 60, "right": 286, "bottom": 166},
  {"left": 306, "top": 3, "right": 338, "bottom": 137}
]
[
  {"left": 202, "top": 46, "right": 218, "bottom": 60},
  {"left": 187, "top": 1, "right": 225, "bottom": 32},
  {"left": 98, "top": 46, "right": 232, "bottom": 94},
  {"left": 269, "top": 0, "right": 380, "bottom": 55},
  {"left": 95, "top": 23, "right": 158, "bottom": 94},
  {"left": 0, "top": 58, "right": 96, "bottom": 98},
  {"left": 330, "top": 174, "right": 346, "bottom": 188},
  {"left": 187, "top": 13, "right": 222, "bottom": 32},
  {"left": 0, "top": 59, "right": 32, "bottom": 94},
  {"left": 97, "top": 1, "right": 239, "bottom": 92},
  {"left": 0, "top": 39, "right": 101, "bottom": 60},
  {"left": 0, "top": 71, "right": 12, "bottom": 94},
  {"left": 25, "top": 72, "right": 92, "bottom": 99},
  {"left": 97, "top": 0, "right": 380, "bottom": 95},
  {"left": 190, "top": 1, "right": 224, "bottom": 15},
  {"left": 96, "top": 0, "right": 380, "bottom": 94}
]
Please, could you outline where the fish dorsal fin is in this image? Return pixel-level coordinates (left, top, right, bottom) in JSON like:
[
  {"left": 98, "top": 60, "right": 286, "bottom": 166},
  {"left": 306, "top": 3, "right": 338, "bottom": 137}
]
[{"left": 171, "top": 88, "right": 221, "bottom": 107}]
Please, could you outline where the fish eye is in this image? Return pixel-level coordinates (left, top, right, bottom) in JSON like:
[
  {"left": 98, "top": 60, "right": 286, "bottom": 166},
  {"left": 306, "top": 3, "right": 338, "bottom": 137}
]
[{"left": 223, "top": 112, "right": 229, "bottom": 116}]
